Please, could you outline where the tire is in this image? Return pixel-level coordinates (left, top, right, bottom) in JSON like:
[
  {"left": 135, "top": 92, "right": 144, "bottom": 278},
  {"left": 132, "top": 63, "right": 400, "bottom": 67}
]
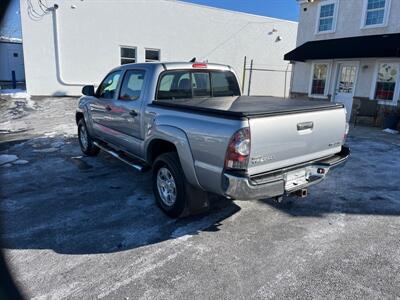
[
  {"left": 78, "top": 119, "right": 100, "bottom": 156},
  {"left": 152, "top": 152, "right": 188, "bottom": 218}
]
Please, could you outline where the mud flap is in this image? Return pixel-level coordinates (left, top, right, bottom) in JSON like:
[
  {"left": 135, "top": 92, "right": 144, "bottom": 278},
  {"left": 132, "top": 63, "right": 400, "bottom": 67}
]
[{"left": 181, "top": 183, "right": 210, "bottom": 217}]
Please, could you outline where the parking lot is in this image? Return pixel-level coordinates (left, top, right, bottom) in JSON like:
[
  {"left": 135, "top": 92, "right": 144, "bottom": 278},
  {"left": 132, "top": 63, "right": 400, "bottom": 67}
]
[{"left": 1, "top": 96, "right": 400, "bottom": 299}]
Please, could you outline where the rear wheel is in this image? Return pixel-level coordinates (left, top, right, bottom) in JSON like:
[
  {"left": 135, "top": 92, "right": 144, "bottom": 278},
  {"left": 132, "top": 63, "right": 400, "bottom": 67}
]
[
  {"left": 152, "top": 152, "right": 188, "bottom": 218},
  {"left": 78, "top": 119, "right": 100, "bottom": 156}
]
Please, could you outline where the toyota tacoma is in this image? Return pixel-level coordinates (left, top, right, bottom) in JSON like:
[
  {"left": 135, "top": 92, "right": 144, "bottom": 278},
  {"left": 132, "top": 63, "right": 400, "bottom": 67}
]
[{"left": 76, "top": 62, "right": 350, "bottom": 218}]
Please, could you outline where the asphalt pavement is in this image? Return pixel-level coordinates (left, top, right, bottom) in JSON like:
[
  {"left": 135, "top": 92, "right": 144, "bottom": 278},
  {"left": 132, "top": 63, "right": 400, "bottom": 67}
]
[{"left": 1, "top": 96, "right": 400, "bottom": 299}]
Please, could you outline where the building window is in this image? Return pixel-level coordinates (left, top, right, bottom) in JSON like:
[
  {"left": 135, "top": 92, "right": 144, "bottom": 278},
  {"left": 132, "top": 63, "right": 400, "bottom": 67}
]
[
  {"left": 317, "top": 2, "right": 336, "bottom": 32},
  {"left": 374, "top": 63, "right": 398, "bottom": 101},
  {"left": 13, "top": 52, "right": 18, "bottom": 57},
  {"left": 362, "top": 0, "right": 390, "bottom": 27},
  {"left": 120, "top": 47, "right": 136, "bottom": 65},
  {"left": 145, "top": 49, "right": 160, "bottom": 62},
  {"left": 311, "top": 63, "right": 329, "bottom": 95}
]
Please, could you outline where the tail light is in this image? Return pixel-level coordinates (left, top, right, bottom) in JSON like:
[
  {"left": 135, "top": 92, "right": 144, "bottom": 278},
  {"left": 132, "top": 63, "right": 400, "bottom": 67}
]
[{"left": 225, "top": 128, "right": 251, "bottom": 170}]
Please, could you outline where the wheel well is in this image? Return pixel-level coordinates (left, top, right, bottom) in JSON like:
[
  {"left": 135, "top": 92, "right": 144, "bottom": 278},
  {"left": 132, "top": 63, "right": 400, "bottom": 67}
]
[
  {"left": 148, "top": 139, "right": 177, "bottom": 164},
  {"left": 76, "top": 112, "right": 84, "bottom": 125}
]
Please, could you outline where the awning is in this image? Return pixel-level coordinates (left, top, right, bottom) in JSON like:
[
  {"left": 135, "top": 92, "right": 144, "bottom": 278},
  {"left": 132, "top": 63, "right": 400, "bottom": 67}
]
[{"left": 284, "top": 33, "right": 400, "bottom": 62}]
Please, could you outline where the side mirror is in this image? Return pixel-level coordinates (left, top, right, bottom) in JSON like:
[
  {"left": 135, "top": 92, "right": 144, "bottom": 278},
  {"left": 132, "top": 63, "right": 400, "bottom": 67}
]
[{"left": 82, "top": 85, "right": 95, "bottom": 97}]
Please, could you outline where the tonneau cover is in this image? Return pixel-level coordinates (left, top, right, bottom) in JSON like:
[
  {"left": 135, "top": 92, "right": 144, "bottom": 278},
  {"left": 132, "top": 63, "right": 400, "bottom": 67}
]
[{"left": 150, "top": 96, "right": 343, "bottom": 118}]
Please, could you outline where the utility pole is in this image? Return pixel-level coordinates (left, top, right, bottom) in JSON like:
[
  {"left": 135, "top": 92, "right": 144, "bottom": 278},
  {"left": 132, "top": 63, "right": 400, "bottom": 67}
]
[
  {"left": 241, "top": 56, "right": 247, "bottom": 92},
  {"left": 247, "top": 59, "right": 253, "bottom": 96}
]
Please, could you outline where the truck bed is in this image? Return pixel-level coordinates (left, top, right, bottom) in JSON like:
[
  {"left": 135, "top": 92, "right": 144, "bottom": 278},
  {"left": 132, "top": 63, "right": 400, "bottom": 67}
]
[{"left": 150, "top": 96, "right": 343, "bottom": 118}]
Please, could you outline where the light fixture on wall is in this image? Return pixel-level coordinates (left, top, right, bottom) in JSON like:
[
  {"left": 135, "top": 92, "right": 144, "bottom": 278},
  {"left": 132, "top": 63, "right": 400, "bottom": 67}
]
[
  {"left": 276, "top": 36, "right": 283, "bottom": 42},
  {"left": 268, "top": 28, "right": 278, "bottom": 35}
]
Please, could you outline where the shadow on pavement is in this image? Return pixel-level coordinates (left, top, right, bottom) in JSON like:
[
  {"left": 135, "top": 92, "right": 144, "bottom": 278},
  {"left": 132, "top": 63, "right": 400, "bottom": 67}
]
[{"left": 0, "top": 135, "right": 240, "bottom": 255}]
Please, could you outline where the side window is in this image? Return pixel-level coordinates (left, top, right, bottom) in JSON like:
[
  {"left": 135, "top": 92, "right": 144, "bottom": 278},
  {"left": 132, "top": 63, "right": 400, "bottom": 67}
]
[
  {"left": 211, "top": 71, "right": 240, "bottom": 97},
  {"left": 119, "top": 70, "right": 146, "bottom": 100},
  {"left": 157, "top": 71, "right": 191, "bottom": 100},
  {"left": 192, "top": 72, "right": 211, "bottom": 97},
  {"left": 97, "top": 71, "right": 122, "bottom": 99}
]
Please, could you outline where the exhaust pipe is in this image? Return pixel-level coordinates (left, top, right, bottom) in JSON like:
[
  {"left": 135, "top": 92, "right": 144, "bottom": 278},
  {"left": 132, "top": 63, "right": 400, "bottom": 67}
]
[{"left": 296, "top": 188, "right": 308, "bottom": 198}]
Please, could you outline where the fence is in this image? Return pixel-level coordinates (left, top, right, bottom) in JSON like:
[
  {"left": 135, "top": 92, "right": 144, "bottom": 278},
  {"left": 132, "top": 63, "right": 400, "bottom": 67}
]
[{"left": 241, "top": 56, "right": 293, "bottom": 99}]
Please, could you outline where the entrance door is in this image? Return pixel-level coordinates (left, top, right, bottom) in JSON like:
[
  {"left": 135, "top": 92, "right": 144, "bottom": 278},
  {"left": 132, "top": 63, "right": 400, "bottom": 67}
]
[{"left": 334, "top": 63, "right": 358, "bottom": 122}]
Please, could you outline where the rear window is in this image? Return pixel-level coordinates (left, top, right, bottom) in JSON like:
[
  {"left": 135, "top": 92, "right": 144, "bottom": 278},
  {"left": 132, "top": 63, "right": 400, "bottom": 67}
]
[
  {"left": 192, "top": 72, "right": 211, "bottom": 97},
  {"left": 158, "top": 71, "right": 192, "bottom": 99},
  {"left": 157, "top": 70, "right": 239, "bottom": 100},
  {"left": 211, "top": 72, "right": 240, "bottom": 97}
]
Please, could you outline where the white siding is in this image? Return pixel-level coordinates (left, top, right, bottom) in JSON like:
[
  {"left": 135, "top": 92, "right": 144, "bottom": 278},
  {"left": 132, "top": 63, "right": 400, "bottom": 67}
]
[{"left": 20, "top": 0, "right": 297, "bottom": 96}]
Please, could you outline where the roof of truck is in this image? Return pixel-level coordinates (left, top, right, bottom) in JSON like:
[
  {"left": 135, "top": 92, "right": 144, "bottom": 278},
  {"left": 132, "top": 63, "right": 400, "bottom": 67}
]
[{"left": 113, "top": 62, "right": 232, "bottom": 72}]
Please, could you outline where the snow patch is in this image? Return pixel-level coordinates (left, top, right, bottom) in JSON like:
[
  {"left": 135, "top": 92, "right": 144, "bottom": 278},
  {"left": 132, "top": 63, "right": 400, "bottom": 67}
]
[
  {"left": 383, "top": 128, "right": 399, "bottom": 134},
  {"left": 50, "top": 140, "right": 65, "bottom": 148},
  {"left": 0, "top": 89, "right": 30, "bottom": 99},
  {"left": 0, "top": 120, "right": 29, "bottom": 134},
  {"left": 13, "top": 159, "right": 29, "bottom": 165},
  {"left": 44, "top": 131, "right": 57, "bottom": 137},
  {"left": 33, "top": 148, "right": 59, "bottom": 153},
  {"left": 0, "top": 154, "right": 18, "bottom": 165}
]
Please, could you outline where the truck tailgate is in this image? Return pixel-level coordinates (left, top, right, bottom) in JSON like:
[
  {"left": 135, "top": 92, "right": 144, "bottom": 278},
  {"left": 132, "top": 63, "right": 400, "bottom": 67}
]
[{"left": 247, "top": 107, "right": 346, "bottom": 175}]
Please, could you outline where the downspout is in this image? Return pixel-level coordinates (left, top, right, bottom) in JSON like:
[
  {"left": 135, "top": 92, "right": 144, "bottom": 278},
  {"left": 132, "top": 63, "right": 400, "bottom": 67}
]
[
  {"left": 49, "top": 5, "right": 87, "bottom": 87},
  {"left": 289, "top": 61, "right": 295, "bottom": 99},
  {"left": 284, "top": 62, "right": 290, "bottom": 100}
]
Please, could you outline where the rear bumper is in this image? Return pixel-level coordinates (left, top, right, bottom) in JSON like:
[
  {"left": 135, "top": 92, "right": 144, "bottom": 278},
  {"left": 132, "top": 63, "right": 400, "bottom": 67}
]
[{"left": 222, "top": 146, "right": 350, "bottom": 200}]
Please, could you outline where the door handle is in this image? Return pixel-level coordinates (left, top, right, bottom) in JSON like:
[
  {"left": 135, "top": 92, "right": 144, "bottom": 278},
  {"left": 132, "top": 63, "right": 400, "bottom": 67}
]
[
  {"left": 129, "top": 110, "right": 138, "bottom": 117},
  {"left": 105, "top": 105, "right": 112, "bottom": 111},
  {"left": 297, "top": 121, "right": 314, "bottom": 131}
]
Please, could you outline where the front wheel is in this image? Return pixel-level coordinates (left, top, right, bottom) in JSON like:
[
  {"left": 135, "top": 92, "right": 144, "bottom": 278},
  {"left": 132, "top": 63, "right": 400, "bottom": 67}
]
[
  {"left": 152, "top": 152, "right": 188, "bottom": 218},
  {"left": 78, "top": 119, "right": 100, "bottom": 156}
]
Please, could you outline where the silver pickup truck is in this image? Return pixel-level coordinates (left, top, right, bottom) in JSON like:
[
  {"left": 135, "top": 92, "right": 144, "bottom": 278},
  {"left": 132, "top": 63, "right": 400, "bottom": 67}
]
[{"left": 76, "top": 62, "right": 350, "bottom": 218}]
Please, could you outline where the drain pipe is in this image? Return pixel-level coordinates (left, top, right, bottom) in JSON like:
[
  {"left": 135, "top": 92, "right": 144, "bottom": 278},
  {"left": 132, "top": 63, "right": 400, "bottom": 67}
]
[
  {"left": 49, "top": 4, "right": 87, "bottom": 87},
  {"left": 284, "top": 63, "right": 290, "bottom": 100}
]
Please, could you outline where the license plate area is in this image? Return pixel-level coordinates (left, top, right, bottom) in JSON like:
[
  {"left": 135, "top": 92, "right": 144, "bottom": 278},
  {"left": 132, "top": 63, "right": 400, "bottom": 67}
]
[{"left": 284, "top": 168, "right": 308, "bottom": 191}]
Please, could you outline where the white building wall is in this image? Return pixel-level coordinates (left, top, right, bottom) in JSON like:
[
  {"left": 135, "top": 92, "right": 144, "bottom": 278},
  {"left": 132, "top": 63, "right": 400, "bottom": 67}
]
[
  {"left": 0, "top": 42, "right": 25, "bottom": 81},
  {"left": 20, "top": 0, "right": 297, "bottom": 96}
]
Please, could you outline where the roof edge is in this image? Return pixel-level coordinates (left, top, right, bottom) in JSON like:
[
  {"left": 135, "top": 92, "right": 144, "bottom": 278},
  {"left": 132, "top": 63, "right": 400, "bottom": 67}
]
[{"left": 170, "top": 0, "right": 298, "bottom": 24}]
